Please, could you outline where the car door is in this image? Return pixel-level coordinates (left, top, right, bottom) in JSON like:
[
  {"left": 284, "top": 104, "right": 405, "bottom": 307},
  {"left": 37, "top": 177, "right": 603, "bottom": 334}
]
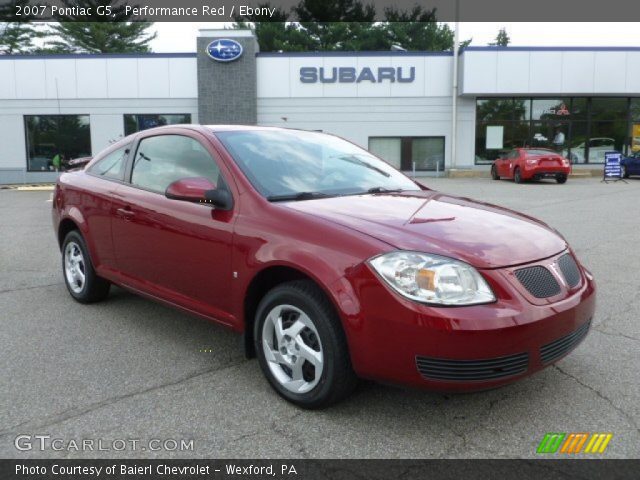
[
  {"left": 81, "top": 143, "right": 131, "bottom": 272},
  {"left": 510, "top": 150, "right": 522, "bottom": 177},
  {"left": 630, "top": 153, "right": 640, "bottom": 174},
  {"left": 496, "top": 152, "right": 510, "bottom": 177},
  {"left": 110, "top": 130, "right": 236, "bottom": 325},
  {"left": 499, "top": 150, "right": 517, "bottom": 178}
]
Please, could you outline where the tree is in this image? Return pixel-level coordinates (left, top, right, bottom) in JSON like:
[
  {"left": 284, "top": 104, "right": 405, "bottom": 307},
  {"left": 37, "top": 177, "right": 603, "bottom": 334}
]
[
  {"left": 0, "top": 1, "right": 45, "bottom": 54},
  {"left": 234, "top": 1, "right": 378, "bottom": 52},
  {"left": 0, "top": 22, "right": 43, "bottom": 54},
  {"left": 294, "top": 0, "right": 376, "bottom": 50},
  {"left": 234, "top": 1, "right": 470, "bottom": 52},
  {"left": 47, "top": 0, "right": 155, "bottom": 53},
  {"left": 383, "top": 6, "right": 458, "bottom": 51},
  {"left": 233, "top": 4, "right": 315, "bottom": 52},
  {"left": 490, "top": 28, "right": 510, "bottom": 47}
]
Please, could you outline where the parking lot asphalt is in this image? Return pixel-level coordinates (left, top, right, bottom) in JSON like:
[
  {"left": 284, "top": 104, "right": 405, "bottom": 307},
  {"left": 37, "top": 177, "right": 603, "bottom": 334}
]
[{"left": 1, "top": 176, "right": 639, "bottom": 459}]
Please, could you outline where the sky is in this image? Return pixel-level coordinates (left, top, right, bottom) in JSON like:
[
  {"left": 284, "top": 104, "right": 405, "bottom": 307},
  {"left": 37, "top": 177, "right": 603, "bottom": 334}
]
[{"left": 150, "top": 22, "right": 640, "bottom": 52}]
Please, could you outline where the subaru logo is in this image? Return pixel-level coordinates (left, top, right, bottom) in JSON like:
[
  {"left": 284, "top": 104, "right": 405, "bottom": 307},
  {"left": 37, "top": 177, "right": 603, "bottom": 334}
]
[{"left": 206, "top": 39, "right": 243, "bottom": 63}]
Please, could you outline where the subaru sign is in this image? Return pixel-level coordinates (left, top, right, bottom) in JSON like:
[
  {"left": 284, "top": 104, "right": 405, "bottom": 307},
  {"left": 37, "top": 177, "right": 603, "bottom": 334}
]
[
  {"left": 206, "top": 39, "right": 243, "bottom": 62},
  {"left": 300, "top": 66, "right": 415, "bottom": 83}
]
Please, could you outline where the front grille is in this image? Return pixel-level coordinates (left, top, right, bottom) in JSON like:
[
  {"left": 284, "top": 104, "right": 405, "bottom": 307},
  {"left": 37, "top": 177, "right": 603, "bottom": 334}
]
[
  {"left": 558, "top": 253, "right": 581, "bottom": 288},
  {"left": 416, "top": 352, "right": 529, "bottom": 381},
  {"left": 540, "top": 320, "right": 591, "bottom": 364},
  {"left": 515, "top": 266, "right": 561, "bottom": 298}
]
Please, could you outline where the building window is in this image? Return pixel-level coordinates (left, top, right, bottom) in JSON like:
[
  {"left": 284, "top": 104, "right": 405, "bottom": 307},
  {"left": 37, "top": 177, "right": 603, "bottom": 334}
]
[
  {"left": 368, "top": 138, "right": 401, "bottom": 169},
  {"left": 475, "top": 98, "right": 531, "bottom": 163},
  {"left": 24, "top": 115, "right": 91, "bottom": 172},
  {"left": 476, "top": 97, "right": 640, "bottom": 164},
  {"left": 124, "top": 114, "right": 191, "bottom": 136},
  {"left": 369, "top": 136, "right": 445, "bottom": 171},
  {"left": 631, "top": 99, "right": 640, "bottom": 153}
]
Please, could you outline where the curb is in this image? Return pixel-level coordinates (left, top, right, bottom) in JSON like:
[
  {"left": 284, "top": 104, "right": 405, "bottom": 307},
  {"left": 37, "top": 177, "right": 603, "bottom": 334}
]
[
  {"left": 447, "top": 169, "right": 603, "bottom": 179},
  {"left": 0, "top": 183, "right": 55, "bottom": 191}
]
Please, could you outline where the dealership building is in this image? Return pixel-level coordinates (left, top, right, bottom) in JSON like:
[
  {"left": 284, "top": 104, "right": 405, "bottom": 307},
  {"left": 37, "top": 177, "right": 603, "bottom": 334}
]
[{"left": 1, "top": 28, "right": 640, "bottom": 184}]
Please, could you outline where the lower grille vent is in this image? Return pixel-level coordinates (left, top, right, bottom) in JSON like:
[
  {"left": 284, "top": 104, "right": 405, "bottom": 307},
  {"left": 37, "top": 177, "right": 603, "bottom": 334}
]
[
  {"left": 540, "top": 321, "right": 591, "bottom": 364},
  {"left": 416, "top": 352, "right": 529, "bottom": 381}
]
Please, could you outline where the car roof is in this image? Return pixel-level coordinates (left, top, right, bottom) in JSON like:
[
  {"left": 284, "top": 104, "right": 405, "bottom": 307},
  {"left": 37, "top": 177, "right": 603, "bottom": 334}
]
[
  {"left": 129, "top": 124, "right": 315, "bottom": 135},
  {"left": 204, "top": 124, "right": 313, "bottom": 134}
]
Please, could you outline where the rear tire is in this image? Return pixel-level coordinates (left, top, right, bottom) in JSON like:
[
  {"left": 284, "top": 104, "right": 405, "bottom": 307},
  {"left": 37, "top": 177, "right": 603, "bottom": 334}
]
[
  {"left": 254, "top": 280, "right": 357, "bottom": 409},
  {"left": 62, "top": 230, "right": 110, "bottom": 303},
  {"left": 556, "top": 174, "right": 568, "bottom": 184},
  {"left": 514, "top": 167, "right": 523, "bottom": 184},
  {"left": 622, "top": 165, "right": 629, "bottom": 179},
  {"left": 491, "top": 165, "right": 500, "bottom": 180}
]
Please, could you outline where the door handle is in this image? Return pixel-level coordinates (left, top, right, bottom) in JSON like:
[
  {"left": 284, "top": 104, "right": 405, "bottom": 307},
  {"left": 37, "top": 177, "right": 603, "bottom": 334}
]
[{"left": 116, "top": 206, "right": 135, "bottom": 220}]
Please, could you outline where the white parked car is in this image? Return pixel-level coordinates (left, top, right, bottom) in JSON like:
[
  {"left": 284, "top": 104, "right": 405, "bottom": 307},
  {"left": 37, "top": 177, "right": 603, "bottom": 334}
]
[{"left": 564, "top": 137, "right": 615, "bottom": 163}]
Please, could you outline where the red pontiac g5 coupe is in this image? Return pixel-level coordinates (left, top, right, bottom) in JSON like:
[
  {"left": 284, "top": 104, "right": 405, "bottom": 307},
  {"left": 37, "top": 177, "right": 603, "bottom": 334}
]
[
  {"left": 491, "top": 148, "right": 572, "bottom": 184},
  {"left": 52, "top": 125, "right": 595, "bottom": 408}
]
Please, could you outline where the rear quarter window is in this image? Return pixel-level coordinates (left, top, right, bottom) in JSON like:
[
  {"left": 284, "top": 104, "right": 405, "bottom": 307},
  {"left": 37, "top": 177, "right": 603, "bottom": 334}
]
[{"left": 88, "top": 145, "right": 130, "bottom": 180}]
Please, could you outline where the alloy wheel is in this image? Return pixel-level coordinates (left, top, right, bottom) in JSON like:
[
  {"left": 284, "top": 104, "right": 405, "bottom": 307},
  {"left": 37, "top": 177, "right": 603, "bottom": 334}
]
[
  {"left": 514, "top": 169, "right": 522, "bottom": 183},
  {"left": 64, "top": 241, "right": 86, "bottom": 294},
  {"left": 261, "top": 304, "right": 324, "bottom": 394}
]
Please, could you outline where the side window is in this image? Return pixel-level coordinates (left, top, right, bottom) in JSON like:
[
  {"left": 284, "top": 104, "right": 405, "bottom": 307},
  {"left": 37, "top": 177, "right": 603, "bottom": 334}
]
[
  {"left": 130, "top": 135, "right": 221, "bottom": 193},
  {"left": 88, "top": 145, "right": 129, "bottom": 180}
]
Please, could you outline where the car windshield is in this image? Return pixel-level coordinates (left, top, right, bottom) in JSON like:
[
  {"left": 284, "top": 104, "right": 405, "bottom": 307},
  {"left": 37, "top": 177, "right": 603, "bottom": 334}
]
[{"left": 215, "top": 129, "right": 419, "bottom": 200}]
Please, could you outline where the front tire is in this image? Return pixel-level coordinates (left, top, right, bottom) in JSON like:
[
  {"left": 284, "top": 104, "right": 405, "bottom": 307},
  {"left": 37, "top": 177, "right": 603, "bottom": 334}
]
[
  {"left": 491, "top": 165, "right": 500, "bottom": 180},
  {"left": 62, "top": 230, "right": 110, "bottom": 303},
  {"left": 254, "top": 280, "right": 357, "bottom": 409},
  {"left": 514, "top": 167, "right": 523, "bottom": 184},
  {"left": 556, "top": 174, "right": 568, "bottom": 184},
  {"left": 622, "top": 165, "right": 629, "bottom": 179}
]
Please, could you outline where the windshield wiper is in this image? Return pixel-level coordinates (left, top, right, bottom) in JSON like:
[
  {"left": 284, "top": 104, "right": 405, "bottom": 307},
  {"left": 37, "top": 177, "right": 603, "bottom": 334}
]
[
  {"left": 366, "top": 187, "right": 404, "bottom": 194},
  {"left": 267, "top": 191, "right": 333, "bottom": 202},
  {"left": 328, "top": 154, "right": 391, "bottom": 178}
]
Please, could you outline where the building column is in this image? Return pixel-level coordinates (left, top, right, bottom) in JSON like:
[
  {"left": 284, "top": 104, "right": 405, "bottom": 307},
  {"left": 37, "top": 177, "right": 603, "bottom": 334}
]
[{"left": 196, "top": 29, "right": 259, "bottom": 125}]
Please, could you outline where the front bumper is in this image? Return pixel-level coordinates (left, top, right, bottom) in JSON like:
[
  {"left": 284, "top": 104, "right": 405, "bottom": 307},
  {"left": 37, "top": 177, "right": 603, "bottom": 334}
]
[{"left": 337, "top": 251, "right": 596, "bottom": 391}]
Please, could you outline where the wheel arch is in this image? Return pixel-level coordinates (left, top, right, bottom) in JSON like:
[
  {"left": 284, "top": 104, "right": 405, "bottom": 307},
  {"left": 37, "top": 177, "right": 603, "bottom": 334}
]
[
  {"left": 57, "top": 209, "right": 98, "bottom": 269},
  {"left": 57, "top": 217, "right": 81, "bottom": 250},
  {"left": 242, "top": 265, "right": 344, "bottom": 359}
]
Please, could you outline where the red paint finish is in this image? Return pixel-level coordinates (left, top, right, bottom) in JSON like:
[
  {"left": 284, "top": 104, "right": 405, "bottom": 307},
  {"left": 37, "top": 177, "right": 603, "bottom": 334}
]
[
  {"left": 285, "top": 192, "right": 567, "bottom": 269},
  {"left": 341, "top": 252, "right": 595, "bottom": 389},
  {"left": 52, "top": 125, "right": 595, "bottom": 392},
  {"left": 494, "top": 148, "right": 571, "bottom": 181}
]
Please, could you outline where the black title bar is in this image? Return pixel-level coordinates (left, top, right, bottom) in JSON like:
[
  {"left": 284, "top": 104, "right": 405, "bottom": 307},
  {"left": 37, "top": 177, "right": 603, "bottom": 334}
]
[
  {"left": 1, "top": 459, "right": 640, "bottom": 480},
  {"left": 1, "top": 0, "right": 640, "bottom": 22}
]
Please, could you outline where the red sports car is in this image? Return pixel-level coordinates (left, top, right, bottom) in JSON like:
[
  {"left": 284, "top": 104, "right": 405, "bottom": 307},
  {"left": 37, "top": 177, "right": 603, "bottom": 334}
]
[
  {"left": 52, "top": 126, "right": 595, "bottom": 408},
  {"left": 492, "top": 148, "right": 572, "bottom": 184}
]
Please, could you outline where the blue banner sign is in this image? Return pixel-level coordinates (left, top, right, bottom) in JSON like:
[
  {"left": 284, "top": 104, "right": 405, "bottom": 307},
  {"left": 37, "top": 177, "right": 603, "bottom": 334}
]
[{"left": 604, "top": 151, "right": 622, "bottom": 179}]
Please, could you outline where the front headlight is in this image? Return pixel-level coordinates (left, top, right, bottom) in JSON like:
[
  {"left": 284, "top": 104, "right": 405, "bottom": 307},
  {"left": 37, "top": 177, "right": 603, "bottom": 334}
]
[{"left": 368, "top": 251, "right": 496, "bottom": 306}]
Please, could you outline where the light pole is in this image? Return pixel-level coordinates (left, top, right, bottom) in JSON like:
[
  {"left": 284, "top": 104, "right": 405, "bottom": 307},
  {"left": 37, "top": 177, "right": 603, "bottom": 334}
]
[{"left": 450, "top": 1, "right": 460, "bottom": 171}]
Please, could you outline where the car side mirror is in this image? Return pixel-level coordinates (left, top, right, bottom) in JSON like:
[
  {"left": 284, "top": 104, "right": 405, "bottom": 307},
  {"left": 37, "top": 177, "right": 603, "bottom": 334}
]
[
  {"left": 204, "top": 188, "right": 233, "bottom": 210},
  {"left": 165, "top": 177, "right": 216, "bottom": 203}
]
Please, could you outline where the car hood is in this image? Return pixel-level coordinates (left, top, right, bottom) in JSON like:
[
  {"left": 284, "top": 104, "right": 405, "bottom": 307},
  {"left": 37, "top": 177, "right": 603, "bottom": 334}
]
[{"left": 284, "top": 190, "right": 567, "bottom": 269}]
